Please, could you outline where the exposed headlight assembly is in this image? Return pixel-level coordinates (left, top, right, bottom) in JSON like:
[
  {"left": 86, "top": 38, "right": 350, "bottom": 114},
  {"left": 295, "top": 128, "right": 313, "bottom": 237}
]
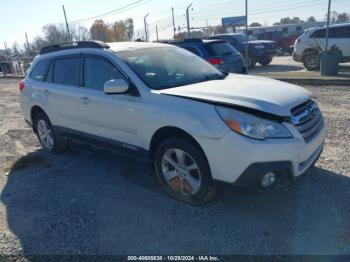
[{"left": 216, "top": 106, "right": 292, "bottom": 140}]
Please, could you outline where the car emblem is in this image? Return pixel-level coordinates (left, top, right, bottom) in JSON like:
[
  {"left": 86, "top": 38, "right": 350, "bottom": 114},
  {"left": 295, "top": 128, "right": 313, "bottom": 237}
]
[{"left": 290, "top": 102, "right": 318, "bottom": 125}]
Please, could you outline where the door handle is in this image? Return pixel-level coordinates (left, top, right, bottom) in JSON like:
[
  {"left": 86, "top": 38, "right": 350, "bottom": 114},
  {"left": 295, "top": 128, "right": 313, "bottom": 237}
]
[
  {"left": 80, "top": 97, "right": 92, "bottom": 104},
  {"left": 44, "top": 89, "right": 50, "bottom": 96}
]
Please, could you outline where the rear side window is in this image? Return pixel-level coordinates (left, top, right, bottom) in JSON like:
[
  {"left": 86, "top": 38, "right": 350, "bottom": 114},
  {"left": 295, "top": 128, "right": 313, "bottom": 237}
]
[
  {"left": 84, "top": 57, "right": 124, "bottom": 90},
  {"left": 182, "top": 46, "right": 202, "bottom": 56},
  {"left": 311, "top": 29, "right": 326, "bottom": 38},
  {"left": 207, "top": 42, "right": 239, "bottom": 56},
  {"left": 53, "top": 58, "right": 80, "bottom": 86},
  {"left": 30, "top": 59, "right": 49, "bottom": 81},
  {"left": 329, "top": 26, "right": 350, "bottom": 38}
]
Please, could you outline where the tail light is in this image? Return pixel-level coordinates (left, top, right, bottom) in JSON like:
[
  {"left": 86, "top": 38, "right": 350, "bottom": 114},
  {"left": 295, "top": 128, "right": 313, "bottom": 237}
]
[
  {"left": 19, "top": 80, "right": 25, "bottom": 92},
  {"left": 208, "top": 58, "right": 223, "bottom": 65}
]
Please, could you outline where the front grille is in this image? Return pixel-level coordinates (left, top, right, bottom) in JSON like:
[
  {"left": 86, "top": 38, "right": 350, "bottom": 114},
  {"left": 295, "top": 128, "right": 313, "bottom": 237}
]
[{"left": 290, "top": 100, "right": 324, "bottom": 142}]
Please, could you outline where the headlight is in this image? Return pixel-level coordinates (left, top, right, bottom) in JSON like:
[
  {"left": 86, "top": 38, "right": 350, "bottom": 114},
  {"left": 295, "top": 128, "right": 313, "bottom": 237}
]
[
  {"left": 254, "top": 44, "right": 265, "bottom": 49},
  {"left": 216, "top": 106, "right": 292, "bottom": 140}
]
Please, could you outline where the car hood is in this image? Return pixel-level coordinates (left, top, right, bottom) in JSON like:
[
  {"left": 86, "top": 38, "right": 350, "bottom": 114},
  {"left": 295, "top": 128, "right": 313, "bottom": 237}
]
[{"left": 159, "top": 74, "right": 311, "bottom": 117}]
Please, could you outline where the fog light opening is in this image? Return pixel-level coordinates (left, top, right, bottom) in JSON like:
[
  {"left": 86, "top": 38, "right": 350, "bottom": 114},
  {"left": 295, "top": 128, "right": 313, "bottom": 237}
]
[{"left": 261, "top": 172, "right": 276, "bottom": 187}]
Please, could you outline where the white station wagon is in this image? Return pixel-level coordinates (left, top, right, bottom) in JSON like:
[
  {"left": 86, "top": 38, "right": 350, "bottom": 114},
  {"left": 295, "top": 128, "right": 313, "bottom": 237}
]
[
  {"left": 293, "top": 23, "right": 350, "bottom": 70},
  {"left": 20, "top": 41, "right": 325, "bottom": 204}
]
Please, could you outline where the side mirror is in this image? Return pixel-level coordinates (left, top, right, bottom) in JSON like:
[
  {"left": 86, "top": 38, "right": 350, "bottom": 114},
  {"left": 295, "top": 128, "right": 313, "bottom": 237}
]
[{"left": 104, "top": 79, "right": 129, "bottom": 94}]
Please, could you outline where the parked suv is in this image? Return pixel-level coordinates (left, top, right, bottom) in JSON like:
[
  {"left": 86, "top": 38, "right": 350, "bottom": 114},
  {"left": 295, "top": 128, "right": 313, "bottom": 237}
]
[
  {"left": 207, "top": 33, "right": 277, "bottom": 68},
  {"left": 20, "top": 41, "right": 325, "bottom": 204},
  {"left": 170, "top": 39, "right": 247, "bottom": 74},
  {"left": 251, "top": 31, "right": 300, "bottom": 56},
  {"left": 293, "top": 23, "right": 350, "bottom": 70}
]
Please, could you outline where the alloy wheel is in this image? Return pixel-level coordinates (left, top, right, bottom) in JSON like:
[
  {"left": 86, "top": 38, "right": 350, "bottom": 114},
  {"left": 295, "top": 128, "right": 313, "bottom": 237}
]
[
  {"left": 37, "top": 119, "right": 54, "bottom": 150},
  {"left": 161, "top": 148, "right": 201, "bottom": 196}
]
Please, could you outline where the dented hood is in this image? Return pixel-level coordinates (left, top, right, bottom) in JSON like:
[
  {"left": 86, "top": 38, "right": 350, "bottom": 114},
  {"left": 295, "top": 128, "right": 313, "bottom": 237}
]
[{"left": 159, "top": 74, "right": 311, "bottom": 117}]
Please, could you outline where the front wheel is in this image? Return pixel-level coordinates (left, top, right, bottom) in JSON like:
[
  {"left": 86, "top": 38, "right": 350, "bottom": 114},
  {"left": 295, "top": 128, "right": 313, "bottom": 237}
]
[
  {"left": 154, "top": 138, "right": 215, "bottom": 205},
  {"left": 34, "top": 112, "right": 65, "bottom": 153}
]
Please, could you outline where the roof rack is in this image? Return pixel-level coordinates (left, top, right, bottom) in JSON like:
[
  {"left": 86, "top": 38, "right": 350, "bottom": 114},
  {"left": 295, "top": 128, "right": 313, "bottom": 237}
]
[
  {"left": 183, "top": 38, "right": 203, "bottom": 43},
  {"left": 40, "top": 41, "right": 110, "bottom": 55}
]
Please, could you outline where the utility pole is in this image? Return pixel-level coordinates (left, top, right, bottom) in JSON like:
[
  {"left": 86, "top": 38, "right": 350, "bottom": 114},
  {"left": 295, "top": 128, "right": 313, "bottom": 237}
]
[
  {"left": 25, "top": 32, "right": 30, "bottom": 57},
  {"left": 245, "top": 0, "right": 249, "bottom": 73},
  {"left": 156, "top": 25, "right": 159, "bottom": 42},
  {"left": 62, "top": 5, "right": 71, "bottom": 41},
  {"left": 171, "top": 7, "right": 176, "bottom": 39},
  {"left": 186, "top": 3, "right": 192, "bottom": 39},
  {"left": 325, "top": 0, "right": 332, "bottom": 51},
  {"left": 114, "top": 23, "right": 118, "bottom": 42},
  {"left": 144, "top": 13, "right": 150, "bottom": 42}
]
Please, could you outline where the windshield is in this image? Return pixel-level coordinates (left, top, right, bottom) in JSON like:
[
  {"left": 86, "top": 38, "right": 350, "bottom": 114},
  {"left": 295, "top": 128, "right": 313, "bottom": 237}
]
[
  {"left": 248, "top": 35, "right": 258, "bottom": 41},
  {"left": 233, "top": 34, "right": 246, "bottom": 44},
  {"left": 117, "top": 47, "right": 224, "bottom": 90}
]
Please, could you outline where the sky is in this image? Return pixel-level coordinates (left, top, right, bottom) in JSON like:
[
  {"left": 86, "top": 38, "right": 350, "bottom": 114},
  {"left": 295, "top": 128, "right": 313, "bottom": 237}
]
[{"left": 0, "top": 0, "right": 348, "bottom": 49}]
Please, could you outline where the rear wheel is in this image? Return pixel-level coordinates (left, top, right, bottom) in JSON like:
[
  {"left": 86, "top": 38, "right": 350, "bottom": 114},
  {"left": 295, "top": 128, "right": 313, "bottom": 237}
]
[
  {"left": 276, "top": 45, "right": 284, "bottom": 56},
  {"left": 154, "top": 138, "right": 215, "bottom": 205},
  {"left": 303, "top": 52, "right": 320, "bottom": 70},
  {"left": 246, "top": 56, "right": 256, "bottom": 69},
  {"left": 34, "top": 112, "right": 65, "bottom": 153},
  {"left": 258, "top": 57, "right": 273, "bottom": 66}
]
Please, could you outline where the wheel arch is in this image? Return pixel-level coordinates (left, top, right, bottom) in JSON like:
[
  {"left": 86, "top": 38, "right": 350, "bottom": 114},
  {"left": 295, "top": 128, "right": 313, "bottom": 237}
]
[
  {"left": 302, "top": 48, "right": 319, "bottom": 61},
  {"left": 149, "top": 126, "right": 209, "bottom": 164},
  {"left": 30, "top": 105, "right": 48, "bottom": 132}
]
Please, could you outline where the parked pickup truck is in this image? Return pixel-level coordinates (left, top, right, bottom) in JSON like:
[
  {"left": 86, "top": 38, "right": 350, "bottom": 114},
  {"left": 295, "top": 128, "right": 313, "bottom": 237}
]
[{"left": 250, "top": 31, "right": 300, "bottom": 56}]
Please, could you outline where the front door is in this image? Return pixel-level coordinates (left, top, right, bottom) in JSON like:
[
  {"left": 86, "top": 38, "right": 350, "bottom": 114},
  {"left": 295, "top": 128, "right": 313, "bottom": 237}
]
[{"left": 77, "top": 53, "right": 142, "bottom": 147}]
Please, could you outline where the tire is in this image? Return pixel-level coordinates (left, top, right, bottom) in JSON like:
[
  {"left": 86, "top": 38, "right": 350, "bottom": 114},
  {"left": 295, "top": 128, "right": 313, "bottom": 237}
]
[
  {"left": 303, "top": 52, "right": 320, "bottom": 70},
  {"left": 34, "top": 112, "right": 65, "bottom": 153},
  {"left": 154, "top": 137, "right": 215, "bottom": 205},
  {"left": 258, "top": 57, "right": 273, "bottom": 66},
  {"left": 276, "top": 46, "right": 284, "bottom": 56},
  {"left": 246, "top": 56, "right": 256, "bottom": 69}
]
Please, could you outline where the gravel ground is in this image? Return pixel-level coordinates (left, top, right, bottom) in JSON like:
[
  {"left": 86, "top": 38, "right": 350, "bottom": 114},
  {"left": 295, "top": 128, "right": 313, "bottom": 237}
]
[{"left": 0, "top": 78, "right": 349, "bottom": 258}]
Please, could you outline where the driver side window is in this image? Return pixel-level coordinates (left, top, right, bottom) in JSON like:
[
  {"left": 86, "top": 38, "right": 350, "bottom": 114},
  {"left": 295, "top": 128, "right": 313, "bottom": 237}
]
[{"left": 84, "top": 56, "right": 124, "bottom": 90}]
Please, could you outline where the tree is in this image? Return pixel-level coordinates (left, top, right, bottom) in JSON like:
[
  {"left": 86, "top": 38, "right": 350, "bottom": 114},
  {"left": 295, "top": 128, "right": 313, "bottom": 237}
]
[
  {"left": 250, "top": 22, "right": 262, "bottom": 27},
  {"left": 336, "top": 12, "right": 350, "bottom": 23},
  {"left": 307, "top": 16, "right": 316, "bottom": 22},
  {"left": 90, "top": 18, "right": 134, "bottom": 42},
  {"left": 12, "top": 43, "right": 22, "bottom": 57},
  {"left": 328, "top": 11, "right": 339, "bottom": 23},
  {"left": 42, "top": 24, "right": 70, "bottom": 44},
  {"left": 90, "top": 20, "right": 113, "bottom": 42},
  {"left": 274, "top": 17, "right": 302, "bottom": 25},
  {"left": 71, "top": 25, "right": 91, "bottom": 41}
]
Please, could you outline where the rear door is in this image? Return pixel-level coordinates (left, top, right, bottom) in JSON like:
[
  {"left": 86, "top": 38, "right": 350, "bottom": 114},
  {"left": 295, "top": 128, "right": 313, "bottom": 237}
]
[
  {"left": 329, "top": 25, "right": 350, "bottom": 57},
  {"left": 77, "top": 53, "right": 142, "bottom": 147},
  {"left": 44, "top": 55, "right": 82, "bottom": 131}
]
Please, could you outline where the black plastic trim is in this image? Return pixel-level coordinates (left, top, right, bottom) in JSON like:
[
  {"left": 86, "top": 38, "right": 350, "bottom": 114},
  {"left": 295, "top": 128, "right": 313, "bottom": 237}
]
[
  {"left": 54, "top": 126, "right": 149, "bottom": 158},
  {"left": 232, "top": 161, "right": 293, "bottom": 192},
  {"left": 40, "top": 41, "right": 110, "bottom": 55}
]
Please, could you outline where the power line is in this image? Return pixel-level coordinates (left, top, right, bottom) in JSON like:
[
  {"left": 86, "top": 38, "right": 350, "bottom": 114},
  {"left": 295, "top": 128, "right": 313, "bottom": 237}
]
[
  {"left": 194, "top": 0, "right": 329, "bottom": 19},
  {"left": 69, "top": 0, "right": 149, "bottom": 24}
]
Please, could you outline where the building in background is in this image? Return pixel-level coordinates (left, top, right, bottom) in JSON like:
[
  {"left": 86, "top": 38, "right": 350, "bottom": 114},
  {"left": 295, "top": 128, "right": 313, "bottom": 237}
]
[{"left": 237, "top": 21, "right": 326, "bottom": 36}]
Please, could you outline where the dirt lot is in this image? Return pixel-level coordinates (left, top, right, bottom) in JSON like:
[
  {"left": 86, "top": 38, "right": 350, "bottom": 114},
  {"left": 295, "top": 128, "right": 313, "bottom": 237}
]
[
  {"left": 250, "top": 56, "right": 350, "bottom": 79},
  {"left": 0, "top": 78, "right": 349, "bottom": 257}
]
